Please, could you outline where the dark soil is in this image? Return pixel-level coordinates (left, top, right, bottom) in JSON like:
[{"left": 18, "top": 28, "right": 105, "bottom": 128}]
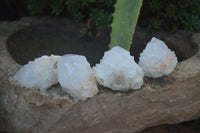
[
  {"left": 140, "top": 121, "right": 200, "bottom": 133},
  {"left": 7, "top": 22, "right": 198, "bottom": 66}
]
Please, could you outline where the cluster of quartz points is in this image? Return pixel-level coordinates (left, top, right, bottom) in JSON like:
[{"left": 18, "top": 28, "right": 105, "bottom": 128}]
[{"left": 14, "top": 37, "right": 178, "bottom": 101}]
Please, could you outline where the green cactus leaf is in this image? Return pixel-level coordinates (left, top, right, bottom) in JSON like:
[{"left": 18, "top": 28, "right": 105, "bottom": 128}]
[{"left": 110, "top": 0, "right": 143, "bottom": 50}]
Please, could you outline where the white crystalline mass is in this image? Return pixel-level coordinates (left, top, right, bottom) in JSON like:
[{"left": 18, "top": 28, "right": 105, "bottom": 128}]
[
  {"left": 139, "top": 37, "right": 178, "bottom": 78},
  {"left": 57, "top": 54, "right": 98, "bottom": 101},
  {"left": 14, "top": 55, "right": 61, "bottom": 92},
  {"left": 93, "top": 46, "right": 144, "bottom": 91}
]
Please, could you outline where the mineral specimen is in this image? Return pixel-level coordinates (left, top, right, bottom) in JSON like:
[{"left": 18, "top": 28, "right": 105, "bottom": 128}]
[
  {"left": 139, "top": 37, "right": 178, "bottom": 78},
  {"left": 57, "top": 54, "right": 98, "bottom": 101},
  {"left": 14, "top": 55, "right": 61, "bottom": 92},
  {"left": 93, "top": 46, "right": 144, "bottom": 91}
]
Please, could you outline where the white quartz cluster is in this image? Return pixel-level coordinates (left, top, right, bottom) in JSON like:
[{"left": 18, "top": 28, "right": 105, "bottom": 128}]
[
  {"left": 14, "top": 54, "right": 98, "bottom": 101},
  {"left": 93, "top": 46, "right": 144, "bottom": 91},
  {"left": 57, "top": 54, "right": 98, "bottom": 101},
  {"left": 14, "top": 37, "right": 178, "bottom": 101},
  {"left": 139, "top": 37, "right": 178, "bottom": 78},
  {"left": 14, "top": 55, "right": 60, "bottom": 92}
]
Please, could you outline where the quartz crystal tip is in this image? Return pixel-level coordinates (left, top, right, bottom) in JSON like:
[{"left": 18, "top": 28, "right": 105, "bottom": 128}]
[
  {"left": 93, "top": 46, "right": 144, "bottom": 91},
  {"left": 139, "top": 37, "right": 178, "bottom": 78},
  {"left": 57, "top": 54, "right": 98, "bottom": 101},
  {"left": 14, "top": 55, "right": 61, "bottom": 92}
]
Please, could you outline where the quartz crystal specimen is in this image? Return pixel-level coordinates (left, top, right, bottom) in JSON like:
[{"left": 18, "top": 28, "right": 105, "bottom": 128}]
[
  {"left": 14, "top": 55, "right": 61, "bottom": 92},
  {"left": 139, "top": 37, "right": 178, "bottom": 78},
  {"left": 57, "top": 54, "right": 98, "bottom": 101},
  {"left": 93, "top": 46, "right": 144, "bottom": 91}
]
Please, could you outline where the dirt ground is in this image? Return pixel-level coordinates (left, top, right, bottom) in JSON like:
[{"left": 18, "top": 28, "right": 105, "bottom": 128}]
[
  {"left": 140, "top": 121, "right": 200, "bottom": 133},
  {"left": 1, "top": 121, "right": 200, "bottom": 133}
]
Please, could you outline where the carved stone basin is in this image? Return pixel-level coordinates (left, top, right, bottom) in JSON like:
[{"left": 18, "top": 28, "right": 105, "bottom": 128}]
[{"left": 0, "top": 17, "right": 200, "bottom": 133}]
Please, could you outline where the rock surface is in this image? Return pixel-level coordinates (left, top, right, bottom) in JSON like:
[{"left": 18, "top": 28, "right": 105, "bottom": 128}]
[
  {"left": 93, "top": 46, "right": 144, "bottom": 91},
  {"left": 57, "top": 54, "right": 98, "bottom": 101},
  {"left": 0, "top": 18, "right": 200, "bottom": 133},
  {"left": 14, "top": 55, "right": 60, "bottom": 92},
  {"left": 139, "top": 37, "right": 178, "bottom": 78}
]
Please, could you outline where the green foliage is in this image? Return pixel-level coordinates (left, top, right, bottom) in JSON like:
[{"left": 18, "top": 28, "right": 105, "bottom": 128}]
[
  {"left": 50, "top": 0, "right": 64, "bottom": 15},
  {"left": 27, "top": 0, "right": 49, "bottom": 15},
  {"left": 165, "top": 4, "right": 176, "bottom": 18},
  {"left": 149, "top": 18, "right": 162, "bottom": 29},
  {"left": 90, "top": 9, "right": 112, "bottom": 29},
  {"left": 26, "top": 0, "right": 200, "bottom": 33},
  {"left": 27, "top": 0, "right": 65, "bottom": 16},
  {"left": 139, "top": 0, "right": 200, "bottom": 32},
  {"left": 80, "top": 27, "right": 93, "bottom": 37},
  {"left": 149, "top": 0, "right": 161, "bottom": 13},
  {"left": 27, "top": 0, "right": 115, "bottom": 30},
  {"left": 110, "top": 0, "right": 143, "bottom": 50}
]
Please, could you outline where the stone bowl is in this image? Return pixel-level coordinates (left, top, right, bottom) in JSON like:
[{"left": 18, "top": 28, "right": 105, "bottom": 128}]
[{"left": 0, "top": 17, "right": 200, "bottom": 133}]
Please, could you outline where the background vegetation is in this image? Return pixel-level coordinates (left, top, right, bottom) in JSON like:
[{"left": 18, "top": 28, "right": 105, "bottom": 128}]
[{"left": 1, "top": 0, "right": 200, "bottom": 33}]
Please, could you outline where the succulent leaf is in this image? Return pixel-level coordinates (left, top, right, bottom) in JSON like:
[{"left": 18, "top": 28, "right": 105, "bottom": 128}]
[{"left": 110, "top": 0, "right": 143, "bottom": 50}]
